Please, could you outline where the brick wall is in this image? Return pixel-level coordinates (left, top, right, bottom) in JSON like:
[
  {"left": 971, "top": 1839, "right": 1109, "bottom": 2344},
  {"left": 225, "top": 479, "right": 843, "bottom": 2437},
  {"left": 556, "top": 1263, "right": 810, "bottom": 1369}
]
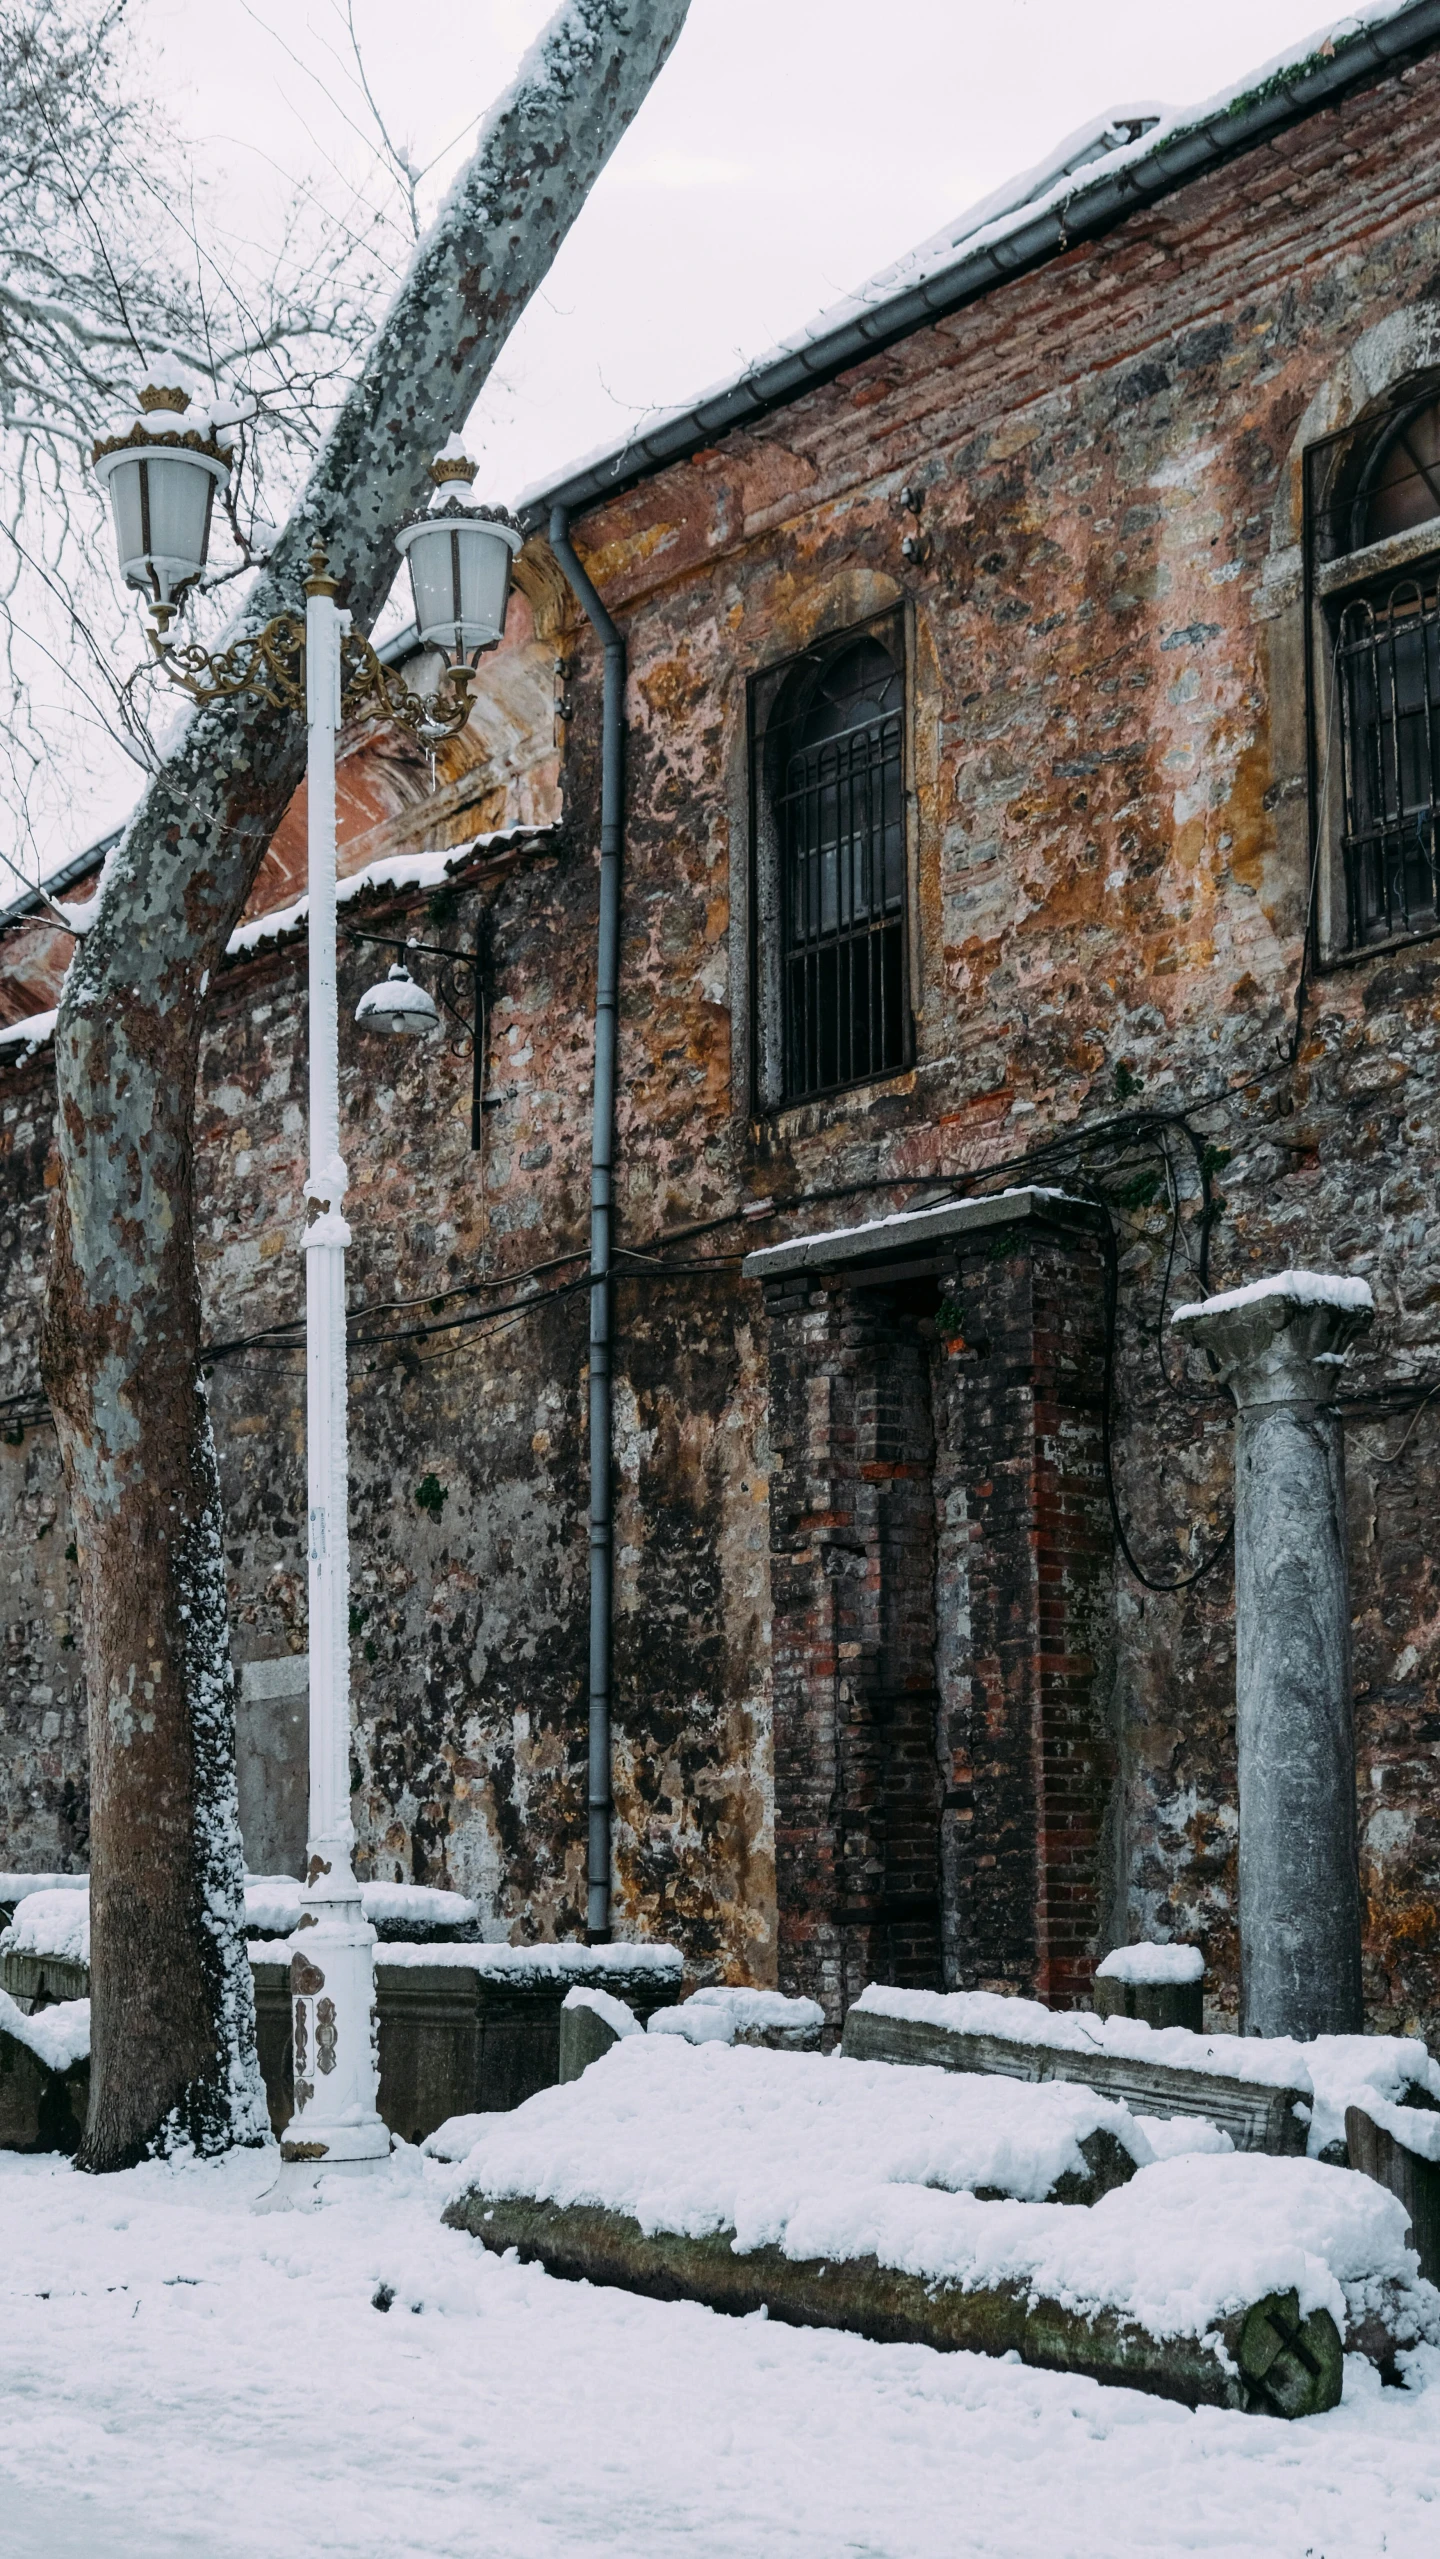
[
  {"left": 764, "top": 1206, "right": 1111, "bottom": 2024},
  {"left": 764, "top": 1270, "right": 942, "bottom": 2015},
  {"left": 933, "top": 1222, "right": 1114, "bottom": 2007}
]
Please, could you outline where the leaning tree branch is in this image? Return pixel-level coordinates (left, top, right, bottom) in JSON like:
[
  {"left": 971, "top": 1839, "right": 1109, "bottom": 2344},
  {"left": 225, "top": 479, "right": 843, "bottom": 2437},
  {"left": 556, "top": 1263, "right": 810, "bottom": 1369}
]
[{"left": 39, "top": 0, "right": 691, "bottom": 2173}]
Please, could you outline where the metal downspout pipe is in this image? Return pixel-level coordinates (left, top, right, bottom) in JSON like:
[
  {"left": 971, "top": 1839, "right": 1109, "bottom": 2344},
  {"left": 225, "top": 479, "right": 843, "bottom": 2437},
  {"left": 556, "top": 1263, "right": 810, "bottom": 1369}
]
[{"left": 550, "top": 505, "right": 624, "bottom": 1941}]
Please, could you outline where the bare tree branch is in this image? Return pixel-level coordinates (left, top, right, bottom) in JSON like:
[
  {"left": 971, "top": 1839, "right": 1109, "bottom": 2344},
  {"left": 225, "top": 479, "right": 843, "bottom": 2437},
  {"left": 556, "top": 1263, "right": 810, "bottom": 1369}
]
[{"left": 0, "top": 0, "right": 408, "bottom": 889}]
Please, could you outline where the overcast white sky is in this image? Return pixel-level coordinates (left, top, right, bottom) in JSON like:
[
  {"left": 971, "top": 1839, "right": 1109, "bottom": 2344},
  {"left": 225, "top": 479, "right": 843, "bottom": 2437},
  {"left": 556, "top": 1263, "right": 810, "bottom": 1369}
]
[
  {"left": 151, "top": 0, "right": 1353, "bottom": 504},
  {"left": 7, "top": 0, "right": 1365, "bottom": 898}
]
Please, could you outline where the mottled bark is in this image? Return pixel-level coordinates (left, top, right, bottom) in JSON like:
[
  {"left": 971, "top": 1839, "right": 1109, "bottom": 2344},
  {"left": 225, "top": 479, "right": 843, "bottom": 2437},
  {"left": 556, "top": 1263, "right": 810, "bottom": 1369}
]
[{"left": 39, "top": 0, "right": 691, "bottom": 2171}]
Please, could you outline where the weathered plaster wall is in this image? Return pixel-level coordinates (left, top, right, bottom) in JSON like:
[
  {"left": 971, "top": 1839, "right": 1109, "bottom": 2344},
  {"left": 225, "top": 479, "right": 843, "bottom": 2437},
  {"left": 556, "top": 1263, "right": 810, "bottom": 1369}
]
[
  {"left": 1, "top": 821, "right": 774, "bottom": 1974},
  {"left": 4, "top": 49, "right": 1440, "bottom": 2031}
]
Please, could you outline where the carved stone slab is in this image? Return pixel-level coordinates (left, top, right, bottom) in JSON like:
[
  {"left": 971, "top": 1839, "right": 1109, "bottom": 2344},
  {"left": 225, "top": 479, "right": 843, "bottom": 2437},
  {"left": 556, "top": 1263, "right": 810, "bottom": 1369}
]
[
  {"left": 444, "top": 2191, "right": 1342, "bottom": 2418},
  {"left": 1346, "top": 2102, "right": 1440, "bottom": 2284},
  {"left": 840, "top": 2007, "right": 1310, "bottom": 2155}
]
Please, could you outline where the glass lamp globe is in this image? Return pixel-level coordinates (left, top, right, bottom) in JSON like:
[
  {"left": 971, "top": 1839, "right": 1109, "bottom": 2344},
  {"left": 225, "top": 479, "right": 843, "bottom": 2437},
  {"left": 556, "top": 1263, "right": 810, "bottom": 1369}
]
[
  {"left": 394, "top": 440, "right": 522, "bottom": 662},
  {"left": 355, "top": 963, "right": 440, "bottom": 1039},
  {"left": 92, "top": 383, "right": 232, "bottom": 628}
]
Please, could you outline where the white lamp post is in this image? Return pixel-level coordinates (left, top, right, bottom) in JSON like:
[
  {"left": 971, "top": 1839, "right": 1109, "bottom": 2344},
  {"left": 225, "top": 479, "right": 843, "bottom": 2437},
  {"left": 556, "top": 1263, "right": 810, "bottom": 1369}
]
[{"left": 94, "top": 399, "right": 518, "bottom": 2169}]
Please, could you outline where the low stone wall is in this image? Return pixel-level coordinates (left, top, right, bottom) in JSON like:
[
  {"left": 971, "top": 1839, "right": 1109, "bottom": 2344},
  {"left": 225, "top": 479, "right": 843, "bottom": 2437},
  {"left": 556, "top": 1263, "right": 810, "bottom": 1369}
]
[
  {"left": 841, "top": 2005, "right": 1310, "bottom": 2155},
  {"left": 0, "top": 2025, "right": 87, "bottom": 2153},
  {"left": 1, "top": 1940, "right": 683, "bottom": 2148},
  {"left": 252, "top": 1952, "right": 683, "bottom": 2142}
]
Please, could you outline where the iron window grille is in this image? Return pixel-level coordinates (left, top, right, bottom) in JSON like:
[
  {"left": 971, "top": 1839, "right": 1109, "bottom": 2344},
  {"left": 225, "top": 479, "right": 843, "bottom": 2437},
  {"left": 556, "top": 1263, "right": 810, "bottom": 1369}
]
[
  {"left": 750, "top": 617, "right": 911, "bottom": 1108},
  {"left": 1304, "top": 387, "right": 1440, "bottom": 958},
  {"left": 1336, "top": 579, "right": 1440, "bottom": 946}
]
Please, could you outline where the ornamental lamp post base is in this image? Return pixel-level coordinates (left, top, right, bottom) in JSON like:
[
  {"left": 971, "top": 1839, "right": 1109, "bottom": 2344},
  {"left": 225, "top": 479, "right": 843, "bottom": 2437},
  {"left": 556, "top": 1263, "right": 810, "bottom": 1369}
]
[
  {"left": 282, "top": 1884, "right": 390, "bottom": 2168},
  {"left": 256, "top": 1893, "right": 390, "bottom": 2210}
]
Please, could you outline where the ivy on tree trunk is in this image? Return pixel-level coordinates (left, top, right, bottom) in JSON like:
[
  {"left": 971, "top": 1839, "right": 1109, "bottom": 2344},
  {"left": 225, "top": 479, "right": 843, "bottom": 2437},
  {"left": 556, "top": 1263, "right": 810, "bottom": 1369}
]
[{"left": 39, "top": 0, "right": 691, "bottom": 2173}]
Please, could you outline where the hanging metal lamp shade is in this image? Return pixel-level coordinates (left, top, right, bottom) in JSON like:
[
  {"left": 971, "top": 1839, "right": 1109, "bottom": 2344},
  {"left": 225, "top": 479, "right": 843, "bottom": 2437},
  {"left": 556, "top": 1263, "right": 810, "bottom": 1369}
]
[
  {"left": 394, "top": 441, "right": 521, "bottom": 662},
  {"left": 355, "top": 963, "right": 440, "bottom": 1038},
  {"left": 92, "top": 383, "right": 232, "bottom": 628}
]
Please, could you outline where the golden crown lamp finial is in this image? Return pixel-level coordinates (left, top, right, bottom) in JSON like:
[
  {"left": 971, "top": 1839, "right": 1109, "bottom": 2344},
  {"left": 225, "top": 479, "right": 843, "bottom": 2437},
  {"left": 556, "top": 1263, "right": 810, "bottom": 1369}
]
[
  {"left": 429, "top": 435, "right": 477, "bottom": 493},
  {"left": 138, "top": 382, "right": 191, "bottom": 416}
]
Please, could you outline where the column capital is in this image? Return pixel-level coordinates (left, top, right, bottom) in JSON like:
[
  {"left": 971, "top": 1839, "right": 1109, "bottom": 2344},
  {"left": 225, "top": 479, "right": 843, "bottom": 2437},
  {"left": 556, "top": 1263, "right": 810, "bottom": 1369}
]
[{"left": 1172, "top": 1273, "right": 1373, "bottom": 1410}]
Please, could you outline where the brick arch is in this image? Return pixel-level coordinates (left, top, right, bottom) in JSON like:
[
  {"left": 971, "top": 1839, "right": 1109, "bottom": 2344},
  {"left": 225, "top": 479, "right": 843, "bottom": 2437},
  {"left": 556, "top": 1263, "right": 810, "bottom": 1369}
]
[{"left": 1270, "top": 303, "right": 1440, "bottom": 559}]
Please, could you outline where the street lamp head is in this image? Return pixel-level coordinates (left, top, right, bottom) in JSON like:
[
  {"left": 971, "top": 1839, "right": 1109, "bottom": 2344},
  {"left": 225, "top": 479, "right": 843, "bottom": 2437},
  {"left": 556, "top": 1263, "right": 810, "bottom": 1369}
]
[
  {"left": 92, "top": 381, "right": 233, "bottom": 634},
  {"left": 394, "top": 440, "right": 521, "bottom": 666},
  {"left": 355, "top": 962, "right": 441, "bottom": 1039}
]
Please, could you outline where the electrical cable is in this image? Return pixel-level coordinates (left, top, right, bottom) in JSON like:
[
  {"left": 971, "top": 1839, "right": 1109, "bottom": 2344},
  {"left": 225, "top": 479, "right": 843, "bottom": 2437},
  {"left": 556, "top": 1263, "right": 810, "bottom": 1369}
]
[{"left": 1096, "top": 1216, "right": 1234, "bottom": 1594}]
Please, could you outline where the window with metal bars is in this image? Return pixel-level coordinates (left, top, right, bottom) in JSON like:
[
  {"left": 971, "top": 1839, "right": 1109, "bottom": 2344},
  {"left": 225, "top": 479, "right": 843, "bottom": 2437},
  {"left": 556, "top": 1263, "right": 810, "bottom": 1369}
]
[
  {"left": 750, "top": 621, "right": 910, "bottom": 1107},
  {"left": 1308, "top": 389, "right": 1440, "bottom": 954},
  {"left": 1337, "top": 579, "right": 1440, "bottom": 945}
]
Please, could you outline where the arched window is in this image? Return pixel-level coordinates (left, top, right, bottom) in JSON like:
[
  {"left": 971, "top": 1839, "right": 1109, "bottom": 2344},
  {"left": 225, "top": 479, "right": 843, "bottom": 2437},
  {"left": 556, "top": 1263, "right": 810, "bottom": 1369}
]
[
  {"left": 768, "top": 631, "right": 908, "bottom": 1101},
  {"left": 1358, "top": 395, "right": 1440, "bottom": 546}
]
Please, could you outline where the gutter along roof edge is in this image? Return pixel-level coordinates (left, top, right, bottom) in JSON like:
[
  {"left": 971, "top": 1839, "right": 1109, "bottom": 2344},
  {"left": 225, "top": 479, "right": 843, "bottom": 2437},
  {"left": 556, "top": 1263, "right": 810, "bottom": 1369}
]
[{"left": 515, "top": 0, "right": 1440, "bottom": 535}]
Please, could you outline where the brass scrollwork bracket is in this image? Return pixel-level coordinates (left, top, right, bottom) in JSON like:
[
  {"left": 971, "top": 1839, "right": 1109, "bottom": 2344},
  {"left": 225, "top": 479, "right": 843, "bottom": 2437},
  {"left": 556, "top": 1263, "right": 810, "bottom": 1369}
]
[
  {"left": 146, "top": 612, "right": 307, "bottom": 713},
  {"left": 337, "top": 628, "right": 474, "bottom": 739},
  {"left": 144, "top": 545, "right": 474, "bottom": 740}
]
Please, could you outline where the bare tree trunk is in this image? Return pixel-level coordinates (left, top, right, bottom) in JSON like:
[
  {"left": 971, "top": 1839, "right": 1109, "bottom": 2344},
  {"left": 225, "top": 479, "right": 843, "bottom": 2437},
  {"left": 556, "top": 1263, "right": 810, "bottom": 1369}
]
[{"left": 39, "top": 0, "right": 690, "bottom": 2172}]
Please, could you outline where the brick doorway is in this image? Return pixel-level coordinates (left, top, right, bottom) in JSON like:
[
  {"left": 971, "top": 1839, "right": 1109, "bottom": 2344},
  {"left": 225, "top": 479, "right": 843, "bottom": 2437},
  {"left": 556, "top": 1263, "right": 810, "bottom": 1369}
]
[{"left": 749, "top": 1192, "right": 1115, "bottom": 2028}]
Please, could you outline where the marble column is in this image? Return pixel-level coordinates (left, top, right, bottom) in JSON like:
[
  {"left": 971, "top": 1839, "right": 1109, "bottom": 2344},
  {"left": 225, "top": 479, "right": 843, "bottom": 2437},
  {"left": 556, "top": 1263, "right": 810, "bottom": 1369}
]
[{"left": 1172, "top": 1276, "right": 1373, "bottom": 2040}]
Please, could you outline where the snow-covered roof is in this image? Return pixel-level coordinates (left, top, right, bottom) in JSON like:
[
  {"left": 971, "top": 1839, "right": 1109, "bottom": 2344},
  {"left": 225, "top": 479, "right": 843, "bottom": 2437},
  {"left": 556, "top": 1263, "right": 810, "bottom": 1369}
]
[
  {"left": 0, "top": 1007, "right": 58, "bottom": 1056},
  {"left": 0, "top": 829, "right": 558, "bottom": 1061},
  {"left": 224, "top": 826, "right": 555, "bottom": 960},
  {"left": 742, "top": 1186, "right": 1098, "bottom": 1282},
  {"left": 517, "top": 0, "right": 1440, "bottom": 532}
]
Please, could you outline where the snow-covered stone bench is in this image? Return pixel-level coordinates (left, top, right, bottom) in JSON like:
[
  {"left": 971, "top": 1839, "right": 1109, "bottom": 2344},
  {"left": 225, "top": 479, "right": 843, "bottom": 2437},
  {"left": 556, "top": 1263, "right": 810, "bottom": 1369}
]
[
  {"left": 647, "top": 1987, "right": 824, "bottom": 2051},
  {"left": 842, "top": 1986, "right": 1440, "bottom": 2162},
  {"left": 432, "top": 2028, "right": 1145, "bottom": 2202},
  {"left": 441, "top": 2035, "right": 1440, "bottom": 2414},
  {"left": 555, "top": 1985, "right": 824, "bottom": 2090}
]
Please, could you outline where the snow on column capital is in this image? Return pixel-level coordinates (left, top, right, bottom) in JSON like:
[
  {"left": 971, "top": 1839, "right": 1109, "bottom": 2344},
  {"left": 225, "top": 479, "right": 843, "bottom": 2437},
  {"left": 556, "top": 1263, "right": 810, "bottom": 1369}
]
[
  {"left": 1172, "top": 1271, "right": 1373, "bottom": 2042},
  {"left": 1171, "top": 1269, "right": 1374, "bottom": 1407}
]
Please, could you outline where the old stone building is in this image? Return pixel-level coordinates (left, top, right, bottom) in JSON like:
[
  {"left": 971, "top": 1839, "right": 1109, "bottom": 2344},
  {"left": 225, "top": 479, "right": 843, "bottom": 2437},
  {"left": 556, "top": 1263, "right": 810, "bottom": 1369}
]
[{"left": 6, "top": 8, "right": 1440, "bottom": 2045}]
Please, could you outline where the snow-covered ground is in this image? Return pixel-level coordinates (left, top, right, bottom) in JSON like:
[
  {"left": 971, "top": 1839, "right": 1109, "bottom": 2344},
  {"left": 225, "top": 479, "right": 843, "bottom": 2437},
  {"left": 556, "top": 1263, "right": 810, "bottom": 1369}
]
[{"left": 1, "top": 2146, "right": 1437, "bottom": 2559}]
